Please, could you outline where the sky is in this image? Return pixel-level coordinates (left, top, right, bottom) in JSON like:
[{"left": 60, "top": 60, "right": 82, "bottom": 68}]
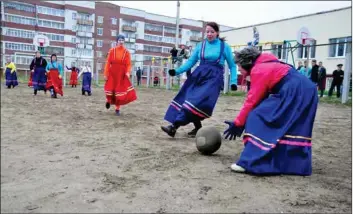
[{"left": 107, "top": 1, "right": 351, "bottom": 28}]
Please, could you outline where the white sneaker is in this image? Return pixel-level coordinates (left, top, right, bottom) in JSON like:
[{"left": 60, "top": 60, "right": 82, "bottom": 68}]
[{"left": 230, "top": 163, "right": 246, "bottom": 173}]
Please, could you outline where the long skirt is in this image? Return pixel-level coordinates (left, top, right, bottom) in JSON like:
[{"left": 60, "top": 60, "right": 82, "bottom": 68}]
[
  {"left": 46, "top": 69, "right": 63, "bottom": 96},
  {"left": 69, "top": 71, "right": 78, "bottom": 86},
  {"left": 164, "top": 62, "right": 224, "bottom": 126},
  {"left": 32, "top": 67, "right": 47, "bottom": 91},
  {"left": 82, "top": 72, "right": 92, "bottom": 93},
  {"left": 5, "top": 68, "right": 18, "bottom": 87},
  {"left": 236, "top": 69, "right": 318, "bottom": 176},
  {"left": 104, "top": 63, "right": 137, "bottom": 106}
]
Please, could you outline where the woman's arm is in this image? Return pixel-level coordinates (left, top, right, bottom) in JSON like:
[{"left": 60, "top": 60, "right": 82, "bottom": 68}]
[{"left": 224, "top": 44, "right": 238, "bottom": 86}]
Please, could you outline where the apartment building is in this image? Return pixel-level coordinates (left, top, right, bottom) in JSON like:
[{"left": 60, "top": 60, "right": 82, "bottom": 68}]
[
  {"left": 1, "top": 0, "right": 95, "bottom": 70},
  {"left": 1, "top": 1, "right": 234, "bottom": 74}
]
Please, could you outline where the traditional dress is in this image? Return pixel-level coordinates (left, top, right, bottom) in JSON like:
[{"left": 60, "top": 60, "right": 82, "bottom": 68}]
[
  {"left": 164, "top": 38, "right": 237, "bottom": 134},
  {"left": 46, "top": 61, "right": 64, "bottom": 98},
  {"left": 4, "top": 62, "right": 18, "bottom": 88},
  {"left": 104, "top": 45, "right": 137, "bottom": 113},
  {"left": 67, "top": 66, "right": 79, "bottom": 87},
  {"left": 78, "top": 66, "right": 93, "bottom": 96},
  {"left": 30, "top": 57, "right": 48, "bottom": 94},
  {"left": 234, "top": 53, "right": 318, "bottom": 176}
]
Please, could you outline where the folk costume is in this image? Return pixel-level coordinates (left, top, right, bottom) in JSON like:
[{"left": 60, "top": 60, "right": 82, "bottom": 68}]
[
  {"left": 4, "top": 61, "right": 18, "bottom": 88},
  {"left": 78, "top": 65, "right": 93, "bottom": 96},
  {"left": 30, "top": 56, "right": 48, "bottom": 95},
  {"left": 45, "top": 54, "right": 64, "bottom": 98},
  {"left": 161, "top": 37, "right": 238, "bottom": 137},
  {"left": 104, "top": 34, "right": 137, "bottom": 115},
  {"left": 224, "top": 49, "right": 318, "bottom": 176}
]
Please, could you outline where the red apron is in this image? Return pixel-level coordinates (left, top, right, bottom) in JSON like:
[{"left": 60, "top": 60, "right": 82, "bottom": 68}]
[
  {"left": 69, "top": 70, "right": 78, "bottom": 85},
  {"left": 104, "top": 51, "right": 137, "bottom": 106},
  {"left": 46, "top": 69, "right": 63, "bottom": 96}
]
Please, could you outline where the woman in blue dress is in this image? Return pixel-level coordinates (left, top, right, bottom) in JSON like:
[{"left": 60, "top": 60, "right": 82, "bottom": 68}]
[
  {"left": 161, "top": 22, "right": 238, "bottom": 138},
  {"left": 4, "top": 57, "right": 18, "bottom": 89},
  {"left": 30, "top": 51, "right": 48, "bottom": 95}
]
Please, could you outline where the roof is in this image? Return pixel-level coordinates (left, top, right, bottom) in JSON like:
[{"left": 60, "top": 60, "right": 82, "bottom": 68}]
[{"left": 221, "top": 6, "right": 351, "bottom": 33}]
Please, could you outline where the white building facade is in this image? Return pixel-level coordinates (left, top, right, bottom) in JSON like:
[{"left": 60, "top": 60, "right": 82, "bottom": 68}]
[{"left": 222, "top": 7, "right": 352, "bottom": 74}]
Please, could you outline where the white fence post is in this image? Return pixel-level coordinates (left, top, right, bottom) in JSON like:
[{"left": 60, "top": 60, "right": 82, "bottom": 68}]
[
  {"left": 223, "top": 64, "right": 229, "bottom": 94},
  {"left": 166, "top": 61, "right": 171, "bottom": 90},
  {"left": 146, "top": 65, "right": 151, "bottom": 88},
  {"left": 342, "top": 53, "right": 351, "bottom": 104}
]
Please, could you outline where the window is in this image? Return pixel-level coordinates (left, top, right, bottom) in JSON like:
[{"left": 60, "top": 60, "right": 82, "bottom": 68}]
[
  {"left": 96, "top": 51, "right": 102, "bottom": 58},
  {"left": 162, "top": 47, "right": 171, "bottom": 53},
  {"left": 144, "top": 45, "right": 162, "bottom": 53},
  {"left": 15, "top": 56, "right": 33, "bottom": 65},
  {"left": 163, "top": 36, "right": 176, "bottom": 44},
  {"left": 122, "top": 19, "right": 136, "bottom": 27},
  {"left": 5, "top": 14, "right": 36, "bottom": 26},
  {"left": 329, "top": 37, "right": 352, "bottom": 57},
  {"left": 97, "top": 16, "right": 104, "bottom": 24},
  {"left": 145, "top": 24, "right": 163, "bottom": 32},
  {"left": 77, "top": 49, "right": 93, "bottom": 57},
  {"left": 164, "top": 27, "right": 176, "bottom": 34},
  {"left": 77, "top": 13, "right": 90, "bottom": 21},
  {"left": 72, "top": 49, "right": 77, "bottom": 56},
  {"left": 97, "top": 28, "right": 103, "bottom": 36},
  {"left": 112, "top": 18, "right": 117, "bottom": 25},
  {"left": 5, "top": 42, "right": 35, "bottom": 52},
  {"left": 122, "top": 32, "right": 136, "bottom": 39},
  {"left": 4, "top": 2, "right": 35, "bottom": 13},
  {"left": 77, "top": 25, "right": 92, "bottom": 33},
  {"left": 71, "top": 37, "right": 76, "bottom": 44},
  {"left": 72, "top": 13, "right": 77, "bottom": 20},
  {"left": 297, "top": 39, "right": 317, "bottom": 59},
  {"left": 111, "top": 30, "right": 117, "bottom": 37},
  {"left": 271, "top": 43, "right": 288, "bottom": 60},
  {"left": 144, "top": 34, "right": 163, "bottom": 42},
  {"left": 190, "top": 30, "right": 202, "bottom": 37},
  {"left": 97, "top": 40, "right": 103, "bottom": 47},
  {"left": 97, "top": 63, "right": 102, "bottom": 70},
  {"left": 43, "top": 47, "right": 64, "bottom": 55},
  {"left": 111, "top": 41, "right": 117, "bottom": 48},
  {"left": 37, "top": 6, "right": 65, "bottom": 17}
]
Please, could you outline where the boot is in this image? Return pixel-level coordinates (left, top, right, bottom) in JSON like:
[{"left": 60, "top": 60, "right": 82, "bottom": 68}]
[
  {"left": 188, "top": 121, "right": 202, "bottom": 137},
  {"left": 115, "top": 109, "right": 120, "bottom": 116},
  {"left": 161, "top": 125, "right": 177, "bottom": 138},
  {"left": 105, "top": 102, "right": 110, "bottom": 109}
]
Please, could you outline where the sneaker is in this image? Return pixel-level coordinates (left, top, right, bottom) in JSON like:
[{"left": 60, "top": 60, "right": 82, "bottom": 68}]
[
  {"left": 105, "top": 102, "right": 110, "bottom": 109},
  {"left": 187, "top": 128, "right": 200, "bottom": 138},
  {"left": 161, "top": 125, "right": 177, "bottom": 138},
  {"left": 82, "top": 91, "right": 85, "bottom": 95},
  {"left": 115, "top": 110, "right": 120, "bottom": 116},
  {"left": 88, "top": 92, "right": 92, "bottom": 96},
  {"left": 230, "top": 163, "right": 246, "bottom": 173}
]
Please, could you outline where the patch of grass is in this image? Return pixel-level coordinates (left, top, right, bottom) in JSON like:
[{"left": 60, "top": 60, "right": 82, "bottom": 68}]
[{"left": 319, "top": 96, "right": 352, "bottom": 107}]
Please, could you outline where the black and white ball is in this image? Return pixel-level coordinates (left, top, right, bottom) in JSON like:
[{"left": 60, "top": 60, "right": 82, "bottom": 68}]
[{"left": 195, "top": 126, "right": 222, "bottom": 155}]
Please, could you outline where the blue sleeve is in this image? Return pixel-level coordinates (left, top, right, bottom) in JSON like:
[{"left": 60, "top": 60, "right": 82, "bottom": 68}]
[
  {"left": 224, "top": 43, "right": 237, "bottom": 85},
  {"left": 176, "top": 43, "right": 201, "bottom": 75},
  {"left": 45, "top": 63, "right": 50, "bottom": 72},
  {"left": 59, "top": 64, "right": 64, "bottom": 76}
]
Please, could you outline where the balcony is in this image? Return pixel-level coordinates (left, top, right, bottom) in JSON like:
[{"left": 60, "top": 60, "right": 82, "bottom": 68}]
[
  {"left": 76, "top": 44, "right": 93, "bottom": 49},
  {"left": 190, "top": 36, "right": 202, "bottom": 42},
  {"left": 77, "top": 18, "right": 94, "bottom": 26},
  {"left": 122, "top": 25, "right": 137, "bottom": 32},
  {"left": 77, "top": 31, "right": 93, "bottom": 38}
]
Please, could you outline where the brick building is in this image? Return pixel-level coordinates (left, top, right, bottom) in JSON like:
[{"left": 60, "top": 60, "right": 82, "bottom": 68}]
[{"left": 1, "top": 1, "right": 234, "bottom": 75}]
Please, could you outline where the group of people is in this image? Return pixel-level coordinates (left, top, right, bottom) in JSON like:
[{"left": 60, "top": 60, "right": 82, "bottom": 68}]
[
  {"left": 297, "top": 60, "right": 345, "bottom": 98},
  {"left": 161, "top": 22, "right": 318, "bottom": 176},
  {"left": 3, "top": 22, "right": 325, "bottom": 176}
]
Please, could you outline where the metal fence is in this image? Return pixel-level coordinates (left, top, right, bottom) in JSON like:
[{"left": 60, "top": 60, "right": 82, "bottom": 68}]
[{"left": 1, "top": 40, "right": 352, "bottom": 99}]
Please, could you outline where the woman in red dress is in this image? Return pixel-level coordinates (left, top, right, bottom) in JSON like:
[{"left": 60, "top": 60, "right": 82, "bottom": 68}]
[
  {"left": 104, "top": 34, "right": 137, "bottom": 115},
  {"left": 66, "top": 65, "right": 79, "bottom": 87}
]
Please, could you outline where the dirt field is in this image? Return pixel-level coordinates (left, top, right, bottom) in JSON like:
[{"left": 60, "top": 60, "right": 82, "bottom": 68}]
[{"left": 1, "top": 85, "right": 352, "bottom": 213}]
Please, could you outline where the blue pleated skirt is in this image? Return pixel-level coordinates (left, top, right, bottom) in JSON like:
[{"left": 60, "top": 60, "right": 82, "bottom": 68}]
[{"left": 237, "top": 68, "right": 319, "bottom": 176}]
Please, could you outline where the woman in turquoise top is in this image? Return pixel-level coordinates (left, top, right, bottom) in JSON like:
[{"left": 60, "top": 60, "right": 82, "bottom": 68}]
[
  {"left": 161, "top": 22, "right": 238, "bottom": 138},
  {"left": 45, "top": 54, "right": 64, "bottom": 98}
]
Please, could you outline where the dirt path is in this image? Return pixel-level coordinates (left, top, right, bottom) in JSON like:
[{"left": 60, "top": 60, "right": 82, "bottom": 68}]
[{"left": 1, "top": 85, "right": 351, "bottom": 213}]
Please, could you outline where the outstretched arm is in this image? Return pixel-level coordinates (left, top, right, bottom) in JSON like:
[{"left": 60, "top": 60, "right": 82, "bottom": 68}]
[
  {"left": 234, "top": 66, "right": 270, "bottom": 126},
  {"left": 224, "top": 44, "right": 238, "bottom": 86},
  {"left": 175, "top": 43, "right": 201, "bottom": 75}
]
